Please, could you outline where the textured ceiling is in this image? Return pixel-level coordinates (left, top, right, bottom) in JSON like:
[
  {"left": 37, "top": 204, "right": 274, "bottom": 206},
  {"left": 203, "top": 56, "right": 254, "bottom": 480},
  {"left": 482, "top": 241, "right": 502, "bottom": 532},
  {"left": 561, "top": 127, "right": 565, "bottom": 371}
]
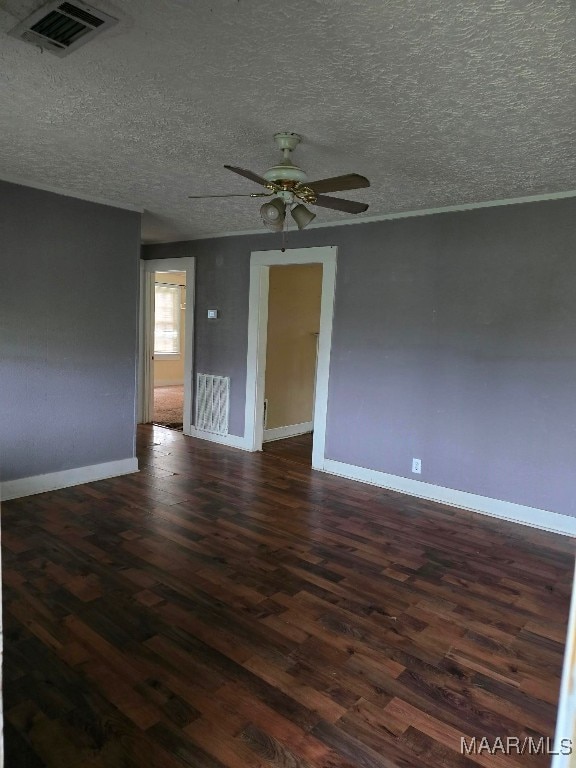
[{"left": 1, "top": 0, "right": 575, "bottom": 242}]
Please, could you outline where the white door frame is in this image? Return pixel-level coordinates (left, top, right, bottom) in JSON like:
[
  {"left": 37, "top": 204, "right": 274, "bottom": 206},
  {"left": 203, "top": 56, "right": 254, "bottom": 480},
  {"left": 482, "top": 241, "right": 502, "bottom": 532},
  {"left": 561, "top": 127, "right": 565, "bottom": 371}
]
[
  {"left": 138, "top": 257, "right": 195, "bottom": 434},
  {"left": 244, "top": 245, "right": 337, "bottom": 469}
]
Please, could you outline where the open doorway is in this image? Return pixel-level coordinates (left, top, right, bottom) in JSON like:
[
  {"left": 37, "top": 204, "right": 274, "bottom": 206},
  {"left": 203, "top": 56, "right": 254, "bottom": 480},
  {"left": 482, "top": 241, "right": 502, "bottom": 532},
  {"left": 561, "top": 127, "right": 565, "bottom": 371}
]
[
  {"left": 262, "top": 263, "right": 322, "bottom": 466},
  {"left": 138, "top": 257, "right": 195, "bottom": 433},
  {"left": 244, "top": 245, "right": 336, "bottom": 469},
  {"left": 152, "top": 270, "right": 186, "bottom": 430}
]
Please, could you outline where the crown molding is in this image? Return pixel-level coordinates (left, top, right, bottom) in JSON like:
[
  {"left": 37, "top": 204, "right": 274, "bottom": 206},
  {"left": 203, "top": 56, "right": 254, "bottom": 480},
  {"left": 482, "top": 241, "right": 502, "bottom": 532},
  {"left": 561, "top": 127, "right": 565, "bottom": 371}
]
[
  {"left": 145, "top": 187, "right": 576, "bottom": 244},
  {"left": 4, "top": 173, "right": 574, "bottom": 243},
  {"left": 0, "top": 173, "right": 143, "bottom": 213}
]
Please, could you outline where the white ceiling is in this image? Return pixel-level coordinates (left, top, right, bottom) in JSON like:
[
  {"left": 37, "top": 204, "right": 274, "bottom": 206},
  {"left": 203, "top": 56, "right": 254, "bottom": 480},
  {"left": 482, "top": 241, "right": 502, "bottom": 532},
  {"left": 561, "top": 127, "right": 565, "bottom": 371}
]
[{"left": 1, "top": 0, "right": 575, "bottom": 243}]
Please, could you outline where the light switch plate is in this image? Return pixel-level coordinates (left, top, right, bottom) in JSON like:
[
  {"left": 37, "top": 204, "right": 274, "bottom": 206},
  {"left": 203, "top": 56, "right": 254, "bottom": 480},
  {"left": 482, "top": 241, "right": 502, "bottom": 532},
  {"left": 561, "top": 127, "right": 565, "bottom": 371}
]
[{"left": 207, "top": 309, "right": 218, "bottom": 319}]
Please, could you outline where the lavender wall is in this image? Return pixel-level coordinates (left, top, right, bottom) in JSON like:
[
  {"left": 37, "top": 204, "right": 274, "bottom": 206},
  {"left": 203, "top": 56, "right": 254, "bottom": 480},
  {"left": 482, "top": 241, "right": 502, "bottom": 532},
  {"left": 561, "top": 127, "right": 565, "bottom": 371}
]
[
  {"left": 143, "top": 197, "right": 576, "bottom": 516},
  {"left": 0, "top": 180, "right": 141, "bottom": 483},
  {"left": 144, "top": 237, "right": 252, "bottom": 437}
]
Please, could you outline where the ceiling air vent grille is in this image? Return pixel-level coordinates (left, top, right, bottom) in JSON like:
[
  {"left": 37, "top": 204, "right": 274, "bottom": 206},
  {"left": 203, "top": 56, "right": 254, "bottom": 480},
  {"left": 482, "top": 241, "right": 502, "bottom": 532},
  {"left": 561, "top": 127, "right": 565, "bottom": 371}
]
[
  {"left": 9, "top": 1, "right": 118, "bottom": 57},
  {"left": 58, "top": 2, "right": 105, "bottom": 26}
]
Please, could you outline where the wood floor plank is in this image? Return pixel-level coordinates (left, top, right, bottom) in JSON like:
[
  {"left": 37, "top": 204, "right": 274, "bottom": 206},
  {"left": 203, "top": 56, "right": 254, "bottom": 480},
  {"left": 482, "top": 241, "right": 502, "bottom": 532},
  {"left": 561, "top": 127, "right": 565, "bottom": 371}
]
[{"left": 2, "top": 423, "right": 574, "bottom": 767}]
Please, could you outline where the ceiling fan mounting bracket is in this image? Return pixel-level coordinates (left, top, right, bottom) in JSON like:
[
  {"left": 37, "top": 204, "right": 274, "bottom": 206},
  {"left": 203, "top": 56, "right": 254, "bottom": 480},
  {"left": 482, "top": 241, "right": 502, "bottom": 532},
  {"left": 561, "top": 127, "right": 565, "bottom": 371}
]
[{"left": 273, "top": 132, "right": 302, "bottom": 153}]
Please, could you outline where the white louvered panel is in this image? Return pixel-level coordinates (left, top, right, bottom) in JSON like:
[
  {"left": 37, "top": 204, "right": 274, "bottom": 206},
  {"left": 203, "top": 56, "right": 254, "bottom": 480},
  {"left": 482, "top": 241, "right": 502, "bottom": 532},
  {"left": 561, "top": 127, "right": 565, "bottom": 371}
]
[{"left": 195, "top": 374, "right": 229, "bottom": 435}]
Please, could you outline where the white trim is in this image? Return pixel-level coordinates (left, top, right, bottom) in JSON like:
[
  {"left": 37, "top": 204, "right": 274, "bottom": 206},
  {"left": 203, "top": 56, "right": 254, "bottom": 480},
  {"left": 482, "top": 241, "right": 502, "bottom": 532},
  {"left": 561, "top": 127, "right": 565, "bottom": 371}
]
[
  {"left": 322, "top": 459, "right": 576, "bottom": 537},
  {"left": 248, "top": 264, "right": 270, "bottom": 453},
  {"left": 146, "top": 188, "right": 576, "bottom": 243},
  {"left": 187, "top": 427, "right": 252, "bottom": 451},
  {"left": 244, "top": 246, "right": 337, "bottom": 469},
  {"left": 263, "top": 421, "right": 313, "bottom": 443},
  {"left": 552, "top": 562, "right": 576, "bottom": 768},
  {"left": 0, "top": 458, "right": 139, "bottom": 502},
  {"left": 138, "top": 267, "right": 155, "bottom": 424},
  {"left": 154, "top": 353, "right": 181, "bottom": 361},
  {"left": 0, "top": 172, "right": 143, "bottom": 212},
  {"left": 139, "top": 258, "right": 195, "bottom": 434},
  {"left": 153, "top": 378, "right": 185, "bottom": 387},
  {"left": 182, "top": 262, "right": 195, "bottom": 434}
]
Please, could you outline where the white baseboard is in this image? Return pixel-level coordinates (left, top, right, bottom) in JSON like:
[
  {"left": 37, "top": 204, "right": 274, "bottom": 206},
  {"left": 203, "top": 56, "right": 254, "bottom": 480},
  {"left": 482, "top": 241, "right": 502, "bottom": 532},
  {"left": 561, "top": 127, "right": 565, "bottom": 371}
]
[
  {"left": 263, "top": 421, "right": 313, "bottom": 443},
  {"left": 322, "top": 459, "right": 576, "bottom": 537},
  {"left": 188, "top": 427, "right": 253, "bottom": 451},
  {"left": 154, "top": 379, "right": 184, "bottom": 388},
  {"left": 0, "top": 457, "right": 139, "bottom": 502}
]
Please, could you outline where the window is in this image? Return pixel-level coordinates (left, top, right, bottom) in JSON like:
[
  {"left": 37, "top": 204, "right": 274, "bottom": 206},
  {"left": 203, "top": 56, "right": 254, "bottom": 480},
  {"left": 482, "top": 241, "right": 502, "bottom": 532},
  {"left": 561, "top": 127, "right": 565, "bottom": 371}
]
[{"left": 154, "top": 283, "right": 180, "bottom": 357}]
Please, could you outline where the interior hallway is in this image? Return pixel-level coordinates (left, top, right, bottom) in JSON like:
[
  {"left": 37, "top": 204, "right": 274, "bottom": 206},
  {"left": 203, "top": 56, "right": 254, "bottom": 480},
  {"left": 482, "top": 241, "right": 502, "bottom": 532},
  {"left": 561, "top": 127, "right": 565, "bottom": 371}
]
[{"left": 3, "top": 425, "right": 574, "bottom": 767}]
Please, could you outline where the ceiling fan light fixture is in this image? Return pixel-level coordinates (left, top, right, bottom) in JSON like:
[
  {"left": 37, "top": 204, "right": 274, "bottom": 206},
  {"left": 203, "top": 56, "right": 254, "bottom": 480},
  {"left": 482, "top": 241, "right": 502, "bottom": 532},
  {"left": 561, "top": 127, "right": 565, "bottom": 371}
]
[
  {"left": 260, "top": 198, "right": 285, "bottom": 224},
  {"left": 262, "top": 220, "right": 284, "bottom": 232},
  {"left": 291, "top": 203, "right": 316, "bottom": 230}
]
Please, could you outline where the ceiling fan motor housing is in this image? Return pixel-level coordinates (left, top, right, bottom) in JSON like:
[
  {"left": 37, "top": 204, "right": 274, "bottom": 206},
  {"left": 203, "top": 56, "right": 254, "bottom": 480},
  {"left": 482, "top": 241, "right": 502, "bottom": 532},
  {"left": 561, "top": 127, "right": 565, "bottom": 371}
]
[
  {"left": 263, "top": 131, "right": 307, "bottom": 185},
  {"left": 263, "top": 164, "right": 307, "bottom": 183}
]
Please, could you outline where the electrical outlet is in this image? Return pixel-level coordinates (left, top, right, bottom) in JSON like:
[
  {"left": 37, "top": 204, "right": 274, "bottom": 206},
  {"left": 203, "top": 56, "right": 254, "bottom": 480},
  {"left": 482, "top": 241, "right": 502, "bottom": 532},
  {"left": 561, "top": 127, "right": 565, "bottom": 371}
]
[{"left": 412, "top": 458, "right": 421, "bottom": 474}]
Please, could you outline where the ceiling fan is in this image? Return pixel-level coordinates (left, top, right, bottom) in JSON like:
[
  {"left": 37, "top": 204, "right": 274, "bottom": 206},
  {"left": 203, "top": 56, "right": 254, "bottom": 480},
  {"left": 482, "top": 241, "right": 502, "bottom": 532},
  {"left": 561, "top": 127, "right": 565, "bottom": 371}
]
[{"left": 188, "top": 132, "right": 370, "bottom": 231}]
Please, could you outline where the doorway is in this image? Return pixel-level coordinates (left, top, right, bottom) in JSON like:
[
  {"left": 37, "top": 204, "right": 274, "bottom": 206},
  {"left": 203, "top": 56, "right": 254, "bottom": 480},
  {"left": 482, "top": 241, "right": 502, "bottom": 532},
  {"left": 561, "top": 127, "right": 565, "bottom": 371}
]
[
  {"left": 138, "top": 257, "right": 195, "bottom": 434},
  {"left": 244, "top": 246, "right": 337, "bottom": 469},
  {"left": 152, "top": 270, "right": 186, "bottom": 430},
  {"left": 262, "top": 263, "right": 322, "bottom": 466}
]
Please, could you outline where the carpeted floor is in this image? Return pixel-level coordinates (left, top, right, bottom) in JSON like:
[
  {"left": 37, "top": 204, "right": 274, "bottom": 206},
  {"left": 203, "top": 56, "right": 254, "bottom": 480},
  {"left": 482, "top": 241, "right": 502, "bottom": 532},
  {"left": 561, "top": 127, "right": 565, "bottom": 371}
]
[{"left": 153, "top": 385, "right": 184, "bottom": 430}]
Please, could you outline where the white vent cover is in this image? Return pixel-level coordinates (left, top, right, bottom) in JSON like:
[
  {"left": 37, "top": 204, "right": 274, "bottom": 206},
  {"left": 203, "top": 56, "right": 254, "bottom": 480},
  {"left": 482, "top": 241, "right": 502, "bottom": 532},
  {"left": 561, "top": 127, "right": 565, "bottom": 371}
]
[
  {"left": 195, "top": 374, "right": 230, "bottom": 435},
  {"left": 9, "top": 1, "right": 118, "bottom": 57}
]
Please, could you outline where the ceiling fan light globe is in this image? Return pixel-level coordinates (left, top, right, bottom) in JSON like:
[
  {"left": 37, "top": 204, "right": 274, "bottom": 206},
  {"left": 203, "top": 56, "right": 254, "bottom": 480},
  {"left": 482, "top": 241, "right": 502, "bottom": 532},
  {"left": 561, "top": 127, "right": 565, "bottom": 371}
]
[
  {"left": 260, "top": 198, "right": 285, "bottom": 223},
  {"left": 262, "top": 219, "right": 283, "bottom": 232},
  {"left": 291, "top": 203, "right": 316, "bottom": 230}
]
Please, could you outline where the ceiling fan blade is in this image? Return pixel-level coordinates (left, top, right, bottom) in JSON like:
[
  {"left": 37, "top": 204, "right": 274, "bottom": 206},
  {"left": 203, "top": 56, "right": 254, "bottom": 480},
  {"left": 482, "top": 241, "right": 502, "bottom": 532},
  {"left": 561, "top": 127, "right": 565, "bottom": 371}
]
[
  {"left": 314, "top": 194, "right": 369, "bottom": 214},
  {"left": 224, "top": 165, "right": 270, "bottom": 187},
  {"left": 188, "top": 193, "right": 271, "bottom": 198},
  {"left": 307, "top": 174, "right": 370, "bottom": 194}
]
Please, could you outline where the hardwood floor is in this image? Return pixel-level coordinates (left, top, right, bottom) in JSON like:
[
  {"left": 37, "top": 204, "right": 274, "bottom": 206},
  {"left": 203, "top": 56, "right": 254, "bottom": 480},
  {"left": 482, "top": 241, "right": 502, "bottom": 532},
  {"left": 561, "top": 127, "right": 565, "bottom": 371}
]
[
  {"left": 3, "top": 424, "right": 574, "bottom": 767},
  {"left": 262, "top": 432, "right": 313, "bottom": 466}
]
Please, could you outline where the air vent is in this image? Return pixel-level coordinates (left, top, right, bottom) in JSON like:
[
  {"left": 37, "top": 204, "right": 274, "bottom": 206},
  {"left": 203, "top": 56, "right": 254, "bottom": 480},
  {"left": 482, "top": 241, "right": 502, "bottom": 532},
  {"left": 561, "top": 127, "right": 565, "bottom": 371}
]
[
  {"left": 196, "top": 374, "right": 230, "bottom": 436},
  {"left": 9, "top": 1, "right": 118, "bottom": 57}
]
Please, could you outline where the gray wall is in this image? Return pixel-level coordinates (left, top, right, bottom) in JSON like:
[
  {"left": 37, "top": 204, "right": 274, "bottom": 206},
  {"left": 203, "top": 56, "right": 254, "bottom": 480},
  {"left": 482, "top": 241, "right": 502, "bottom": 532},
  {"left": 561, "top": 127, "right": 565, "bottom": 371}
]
[
  {"left": 144, "top": 237, "right": 251, "bottom": 437},
  {"left": 0, "top": 180, "right": 141, "bottom": 483},
  {"left": 143, "top": 197, "right": 576, "bottom": 516}
]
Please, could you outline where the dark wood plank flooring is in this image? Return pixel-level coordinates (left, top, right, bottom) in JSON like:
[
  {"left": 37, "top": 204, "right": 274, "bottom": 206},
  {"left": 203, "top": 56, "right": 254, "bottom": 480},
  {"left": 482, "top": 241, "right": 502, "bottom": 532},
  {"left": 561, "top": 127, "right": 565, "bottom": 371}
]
[
  {"left": 262, "top": 432, "right": 313, "bottom": 466},
  {"left": 3, "top": 424, "right": 574, "bottom": 767}
]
